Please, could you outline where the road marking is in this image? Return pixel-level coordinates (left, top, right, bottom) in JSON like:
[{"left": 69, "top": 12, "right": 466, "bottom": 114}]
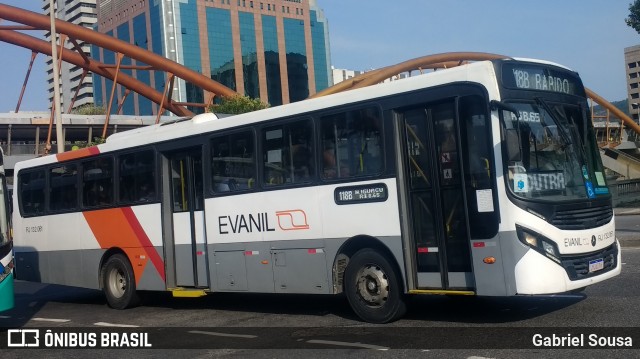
[
  {"left": 32, "top": 318, "right": 70, "bottom": 323},
  {"left": 188, "top": 330, "right": 257, "bottom": 339},
  {"left": 94, "top": 322, "right": 139, "bottom": 328},
  {"left": 307, "top": 339, "right": 389, "bottom": 350},
  {"left": 0, "top": 315, "right": 11, "bottom": 319}
]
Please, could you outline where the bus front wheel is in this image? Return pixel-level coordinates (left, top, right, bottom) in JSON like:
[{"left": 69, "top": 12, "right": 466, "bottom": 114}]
[
  {"left": 344, "top": 248, "right": 406, "bottom": 323},
  {"left": 102, "top": 254, "right": 140, "bottom": 309}
]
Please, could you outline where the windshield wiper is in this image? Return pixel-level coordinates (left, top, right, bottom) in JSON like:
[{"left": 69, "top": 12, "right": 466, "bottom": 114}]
[{"left": 534, "top": 97, "right": 572, "bottom": 149}]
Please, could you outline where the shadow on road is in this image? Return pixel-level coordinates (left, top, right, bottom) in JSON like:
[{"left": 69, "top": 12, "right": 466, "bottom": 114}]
[{"left": 1, "top": 279, "right": 587, "bottom": 326}]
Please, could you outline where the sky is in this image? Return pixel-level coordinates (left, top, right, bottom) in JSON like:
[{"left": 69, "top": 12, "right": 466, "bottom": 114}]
[{"left": 0, "top": 0, "right": 638, "bottom": 112}]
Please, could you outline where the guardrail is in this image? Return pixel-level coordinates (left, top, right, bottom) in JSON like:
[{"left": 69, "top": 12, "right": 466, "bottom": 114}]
[{"left": 612, "top": 178, "right": 640, "bottom": 206}]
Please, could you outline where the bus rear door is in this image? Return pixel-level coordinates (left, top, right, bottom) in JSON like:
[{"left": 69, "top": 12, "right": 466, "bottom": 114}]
[{"left": 165, "top": 147, "right": 209, "bottom": 289}]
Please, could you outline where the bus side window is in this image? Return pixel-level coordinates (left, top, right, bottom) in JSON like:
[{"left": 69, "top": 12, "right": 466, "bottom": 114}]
[
  {"left": 49, "top": 165, "right": 78, "bottom": 211},
  {"left": 262, "top": 119, "right": 314, "bottom": 186},
  {"left": 118, "top": 150, "right": 155, "bottom": 204},
  {"left": 211, "top": 130, "right": 256, "bottom": 193},
  {"left": 19, "top": 170, "right": 45, "bottom": 216},
  {"left": 320, "top": 107, "right": 383, "bottom": 180},
  {"left": 82, "top": 157, "right": 114, "bottom": 207}
]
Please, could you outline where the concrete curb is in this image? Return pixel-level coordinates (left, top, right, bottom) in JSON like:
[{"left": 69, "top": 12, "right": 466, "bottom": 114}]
[
  {"left": 614, "top": 207, "right": 640, "bottom": 247},
  {"left": 614, "top": 208, "right": 640, "bottom": 216},
  {"left": 618, "top": 237, "right": 640, "bottom": 248}
]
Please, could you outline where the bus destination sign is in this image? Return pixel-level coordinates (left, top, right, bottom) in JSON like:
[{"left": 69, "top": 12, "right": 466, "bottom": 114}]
[
  {"left": 334, "top": 183, "right": 388, "bottom": 205},
  {"left": 501, "top": 63, "right": 583, "bottom": 96}
]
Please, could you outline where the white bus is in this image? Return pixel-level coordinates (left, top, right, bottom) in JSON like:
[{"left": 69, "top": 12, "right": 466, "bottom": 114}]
[{"left": 13, "top": 58, "right": 620, "bottom": 323}]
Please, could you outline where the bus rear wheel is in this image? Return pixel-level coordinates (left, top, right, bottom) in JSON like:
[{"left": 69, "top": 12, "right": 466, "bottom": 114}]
[
  {"left": 344, "top": 248, "right": 406, "bottom": 323},
  {"left": 102, "top": 254, "right": 140, "bottom": 309}
]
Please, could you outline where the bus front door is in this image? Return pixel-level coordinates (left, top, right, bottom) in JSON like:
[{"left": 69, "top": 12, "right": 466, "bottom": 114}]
[
  {"left": 168, "top": 148, "right": 209, "bottom": 288},
  {"left": 400, "top": 103, "right": 474, "bottom": 291}
]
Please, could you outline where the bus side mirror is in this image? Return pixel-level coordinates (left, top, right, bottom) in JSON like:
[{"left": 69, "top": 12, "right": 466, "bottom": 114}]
[{"left": 505, "top": 129, "right": 522, "bottom": 162}]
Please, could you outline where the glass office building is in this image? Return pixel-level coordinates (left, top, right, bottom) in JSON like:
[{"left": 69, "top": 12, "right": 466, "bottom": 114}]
[{"left": 93, "top": 0, "right": 332, "bottom": 114}]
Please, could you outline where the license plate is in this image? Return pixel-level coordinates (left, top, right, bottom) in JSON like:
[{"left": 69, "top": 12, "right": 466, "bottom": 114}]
[{"left": 589, "top": 258, "right": 604, "bottom": 273}]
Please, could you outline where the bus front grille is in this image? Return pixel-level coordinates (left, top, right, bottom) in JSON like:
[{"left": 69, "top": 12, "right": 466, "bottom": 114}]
[
  {"left": 550, "top": 205, "right": 613, "bottom": 230},
  {"left": 560, "top": 243, "right": 618, "bottom": 281}
]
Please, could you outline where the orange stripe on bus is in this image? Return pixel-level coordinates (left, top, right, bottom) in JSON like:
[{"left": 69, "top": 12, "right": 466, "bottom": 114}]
[
  {"left": 83, "top": 208, "right": 165, "bottom": 285},
  {"left": 56, "top": 146, "right": 100, "bottom": 162}
]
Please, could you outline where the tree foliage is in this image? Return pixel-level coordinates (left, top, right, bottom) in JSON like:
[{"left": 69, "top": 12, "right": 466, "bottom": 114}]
[
  {"left": 626, "top": 0, "right": 640, "bottom": 34},
  {"left": 71, "top": 137, "right": 106, "bottom": 150},
  {"left": 209, "top": 95, "right": 269, "bottom": 114},
  {"left": 70, "top": 103, "right": 107, "bottom": 115}
]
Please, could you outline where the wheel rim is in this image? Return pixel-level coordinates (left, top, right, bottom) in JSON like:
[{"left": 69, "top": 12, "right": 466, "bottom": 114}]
[
  {"left": 107, "top": 266, "right": 127, "bottom": 299},
  {"left": 355, "top": 264, "right": 389, "bottom": 307}
]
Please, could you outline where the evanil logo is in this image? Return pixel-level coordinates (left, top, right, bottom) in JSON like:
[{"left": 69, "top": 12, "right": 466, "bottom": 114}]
[{"left": 218, "top": 210, "right": 309, "bottom": 234}]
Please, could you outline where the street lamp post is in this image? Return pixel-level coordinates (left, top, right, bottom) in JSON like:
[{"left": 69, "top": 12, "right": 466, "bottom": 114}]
[{"left": 49, "top": 0, "right": 64, "bottom": 154}]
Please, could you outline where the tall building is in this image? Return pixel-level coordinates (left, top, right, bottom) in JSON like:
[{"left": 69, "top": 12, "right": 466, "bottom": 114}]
[
  {"left": 43, "top": 0, "right": 97, "bottom": 111},
  {"left": 332, "top": 66, "right": 408, "bottom": 86},
  {"left": 93, "top": 0, "right": 332, "bottom": 115},
  {"left": 625, "top": 45, "right": 640, "bottom": 125}
]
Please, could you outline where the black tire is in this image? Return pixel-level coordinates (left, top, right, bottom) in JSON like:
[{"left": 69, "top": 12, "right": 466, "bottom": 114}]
[
  {"left": 344, "top": 248, "right": 407, "bottom": 323},
  {"left": 102, "top": 254, "right": 140, "bottom": 309}
]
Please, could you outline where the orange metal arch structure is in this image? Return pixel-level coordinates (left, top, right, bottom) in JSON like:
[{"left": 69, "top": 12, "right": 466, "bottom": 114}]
[
  {"left": 312, "top": 52, "right": 640, "bottom": 137},
  {"left": 1, "top": 4, "right": 636, "bottom": 140},
  {"left": 0, "top": 3, "right": 239, "bottom": 119}
]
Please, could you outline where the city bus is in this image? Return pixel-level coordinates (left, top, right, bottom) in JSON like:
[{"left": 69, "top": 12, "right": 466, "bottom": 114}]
[
  {"left": 0, "top": 147, "right": 14, "bottom": 311},
  {"left": 12, "top": 58, "right": 620, "bottom": 323}
]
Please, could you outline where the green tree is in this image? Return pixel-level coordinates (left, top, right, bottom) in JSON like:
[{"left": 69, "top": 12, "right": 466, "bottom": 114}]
[
  {"left": 626, "top": 0, "right": 640, "bottom": 34},
  {"left": 71, "top": 137, "right": 106, "bottom": 150},
  {"left": 70, "top": 103, "right": 106, "bottom": 115},
  {"left": 209, "top": 95, "right": 269, "bottom": 114}
]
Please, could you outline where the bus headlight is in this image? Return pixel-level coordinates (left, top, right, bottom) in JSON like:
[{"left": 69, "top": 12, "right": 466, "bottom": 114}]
[{"left": 516, "top": 225, "right": 561, "bottom": 263}]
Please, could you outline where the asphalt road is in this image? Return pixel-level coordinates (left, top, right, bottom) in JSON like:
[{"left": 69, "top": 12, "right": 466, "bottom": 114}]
[
  {"left": 1, "top": 248, "right": 639, "bottom": 358},
  {"left": 615, "top": 212, "right": 640, "bottom": 247}
]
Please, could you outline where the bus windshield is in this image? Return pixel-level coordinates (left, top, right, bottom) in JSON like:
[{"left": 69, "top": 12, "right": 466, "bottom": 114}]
[{"left": 502, "top": 100, "right": 608, "bottom": 202}]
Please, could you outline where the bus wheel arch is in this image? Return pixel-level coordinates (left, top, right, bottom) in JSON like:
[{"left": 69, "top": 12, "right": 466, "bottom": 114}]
[
  {"left": 333, "top": 236, "right": 407, "bottom": 323},
  {"left": 99, "top": 249, "right": 140, "bottom": 309}
]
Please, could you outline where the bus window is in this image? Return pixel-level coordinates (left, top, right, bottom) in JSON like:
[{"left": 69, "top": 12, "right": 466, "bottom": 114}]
[
  {"left": 19, "top": 170, "right": 45, "bottom": 216},
  {"left": 119, "top": 150, "right": 155, "bottom": 203},
  {"left": 49, "top": 165, "right": 78, "bottom": 211},
  {"left": 82, "top": 157, "right": 114, "bottom": 207},
  {"left": 262, "top": 119, "right": 314, "bottom": 186},
  {"left": 320, "top": 107, "right": 383, "bottom": 179},
  {"left": 211, "top": 131, "right": 256, "bottom": 192}
]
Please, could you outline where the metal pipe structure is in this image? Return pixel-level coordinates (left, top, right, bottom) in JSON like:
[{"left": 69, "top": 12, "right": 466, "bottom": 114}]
[
  {"left": 49, "top": 0, "right": 64, "bottom": 153},
  {"left": 586, "top": 87, "right": 640, "bottom": 135},
  {"left": 0, "top": 3, "right": 238, "bottom": 102},
  {"left": 0, "top": 29, "right": 193, "bottom": 117},
  {"left": 15, "top": 51, "right": 37, "bottom": 113},
  {"left": 312, "top": 52, "right": 640, "bottom": 138}
]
